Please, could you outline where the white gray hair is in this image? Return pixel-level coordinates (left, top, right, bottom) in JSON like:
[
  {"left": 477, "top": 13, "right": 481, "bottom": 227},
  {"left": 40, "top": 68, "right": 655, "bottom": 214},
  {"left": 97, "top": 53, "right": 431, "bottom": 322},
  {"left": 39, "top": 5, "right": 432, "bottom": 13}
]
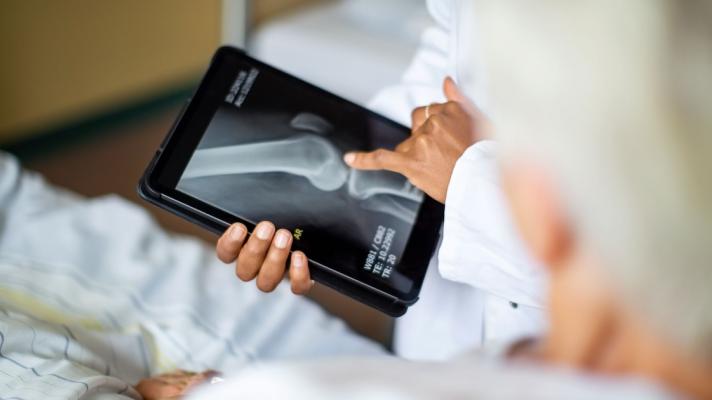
[{"left": 474, "top": 1, "right": 712, "bottom": 359}]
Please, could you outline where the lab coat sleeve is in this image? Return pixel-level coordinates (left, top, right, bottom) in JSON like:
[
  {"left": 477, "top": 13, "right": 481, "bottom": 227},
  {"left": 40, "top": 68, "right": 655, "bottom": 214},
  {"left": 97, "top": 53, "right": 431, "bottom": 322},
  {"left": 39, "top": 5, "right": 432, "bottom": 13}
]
[
  {"left": 367, "top": 0, "right": 457, "bottom": 125},
  {"left": 438, "top": 141, "right": 547, "bottom": 308}
]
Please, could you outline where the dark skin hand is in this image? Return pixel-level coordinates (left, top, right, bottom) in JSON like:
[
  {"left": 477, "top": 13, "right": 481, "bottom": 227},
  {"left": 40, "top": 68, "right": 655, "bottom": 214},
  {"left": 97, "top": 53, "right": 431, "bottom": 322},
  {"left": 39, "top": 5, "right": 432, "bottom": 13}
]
[
  {"left": 216, "top": 220, "right": 313, "bottom": 294},
  {"left": 344, "top": 76, "right": 487, "bottom": 203},
  {"left": 216, "top": 77, "right": 488, "bottom": 294}
]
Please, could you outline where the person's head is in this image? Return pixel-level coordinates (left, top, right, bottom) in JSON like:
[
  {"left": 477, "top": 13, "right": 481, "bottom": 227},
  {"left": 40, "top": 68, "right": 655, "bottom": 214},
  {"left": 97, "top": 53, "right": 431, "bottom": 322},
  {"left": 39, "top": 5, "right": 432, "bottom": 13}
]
[{"left": 472, "top": 0, "right": 712, "bottom": 396}]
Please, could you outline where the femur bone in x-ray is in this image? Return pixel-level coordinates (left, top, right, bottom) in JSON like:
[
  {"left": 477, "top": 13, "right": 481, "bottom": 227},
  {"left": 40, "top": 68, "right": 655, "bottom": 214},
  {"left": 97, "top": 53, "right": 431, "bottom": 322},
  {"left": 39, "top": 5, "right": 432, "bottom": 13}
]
[{"left": 182, "top": 134, "right": 422, "bottom": 222}]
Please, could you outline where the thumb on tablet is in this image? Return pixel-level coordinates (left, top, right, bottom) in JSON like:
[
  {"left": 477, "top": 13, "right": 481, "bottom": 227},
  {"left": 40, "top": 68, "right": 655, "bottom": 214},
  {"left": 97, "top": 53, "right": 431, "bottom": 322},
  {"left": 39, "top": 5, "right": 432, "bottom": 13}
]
[{"left": 343, "top": 149, "right": 409, "bottom": 175}]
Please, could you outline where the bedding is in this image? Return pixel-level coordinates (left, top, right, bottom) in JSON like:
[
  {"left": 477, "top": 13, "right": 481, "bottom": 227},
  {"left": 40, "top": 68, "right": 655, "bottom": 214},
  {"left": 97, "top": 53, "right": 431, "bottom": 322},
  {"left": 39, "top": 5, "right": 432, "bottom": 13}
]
[{"left": 0, "top": 152, "right": 383, "bottom": 399}]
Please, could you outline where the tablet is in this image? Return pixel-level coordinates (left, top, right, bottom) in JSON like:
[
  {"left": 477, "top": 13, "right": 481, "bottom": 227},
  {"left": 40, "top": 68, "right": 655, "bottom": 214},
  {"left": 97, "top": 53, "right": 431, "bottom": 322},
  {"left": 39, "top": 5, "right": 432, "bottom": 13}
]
[{"left": 139, "top": 46, "right": 443, "bottom": 317}]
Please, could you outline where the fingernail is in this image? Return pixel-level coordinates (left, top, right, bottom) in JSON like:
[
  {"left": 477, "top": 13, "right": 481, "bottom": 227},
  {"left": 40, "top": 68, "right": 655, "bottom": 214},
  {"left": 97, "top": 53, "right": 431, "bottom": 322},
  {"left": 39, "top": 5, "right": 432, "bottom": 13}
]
[
  {"left": 343, "top": 153, "right": 355, "bottom": 165},
  {"left": 293, "top": 252, "right": 305, "bottom": 268},
  {"left": 230, "top": 224, "right": 246, "bottom": 241},
  {"left": 255, "top": 223, "right": 274, "bottom": 240},
  {"left": 274, "top": 230, "right": 290, "bottom": 249}
]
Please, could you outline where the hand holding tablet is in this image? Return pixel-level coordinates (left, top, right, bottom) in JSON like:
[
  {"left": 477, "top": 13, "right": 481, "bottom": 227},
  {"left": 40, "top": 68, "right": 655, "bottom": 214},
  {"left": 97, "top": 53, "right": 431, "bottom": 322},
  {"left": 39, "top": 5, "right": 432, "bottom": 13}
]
[
  {"left": 139, "top": 47, "right": 447, "bottom": 316},
  {"left": 216, "top": 220, "right": 314, "bottom": 295}
]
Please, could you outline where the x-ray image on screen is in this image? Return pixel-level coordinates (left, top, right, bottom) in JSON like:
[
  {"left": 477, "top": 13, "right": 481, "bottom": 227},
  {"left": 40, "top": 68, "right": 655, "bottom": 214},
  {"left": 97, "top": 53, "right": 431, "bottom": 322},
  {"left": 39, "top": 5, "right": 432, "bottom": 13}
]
[{"left": 176, "top": 66, "right": 424, "bottom": 282}]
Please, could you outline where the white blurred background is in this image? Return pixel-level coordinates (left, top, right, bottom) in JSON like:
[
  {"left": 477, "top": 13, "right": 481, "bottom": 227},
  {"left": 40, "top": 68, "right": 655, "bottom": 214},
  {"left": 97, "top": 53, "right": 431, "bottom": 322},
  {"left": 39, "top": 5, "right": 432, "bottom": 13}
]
[{"left": 247, "top": 0, "right": 430, "bottom": 104}]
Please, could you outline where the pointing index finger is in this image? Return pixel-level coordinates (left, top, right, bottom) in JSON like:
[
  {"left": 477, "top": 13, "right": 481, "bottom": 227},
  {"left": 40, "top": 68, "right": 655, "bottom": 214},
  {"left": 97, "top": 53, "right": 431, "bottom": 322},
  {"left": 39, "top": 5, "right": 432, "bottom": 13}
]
[{"left": 343, "top": 149, "right": 410, "bottom": 174}]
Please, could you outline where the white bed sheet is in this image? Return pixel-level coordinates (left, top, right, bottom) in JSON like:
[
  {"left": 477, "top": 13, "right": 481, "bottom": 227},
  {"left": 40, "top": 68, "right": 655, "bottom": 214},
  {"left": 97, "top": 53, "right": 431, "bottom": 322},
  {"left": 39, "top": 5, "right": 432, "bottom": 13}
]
[{"left": 0, "top": 152, "right": 384, "bottom": 399}]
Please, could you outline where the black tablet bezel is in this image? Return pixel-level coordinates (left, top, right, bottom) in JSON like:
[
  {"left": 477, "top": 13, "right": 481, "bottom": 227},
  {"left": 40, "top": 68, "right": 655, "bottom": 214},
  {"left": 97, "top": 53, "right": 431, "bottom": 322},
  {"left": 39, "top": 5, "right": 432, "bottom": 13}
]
[{"left": 143, "top": 46, "right": 443, "bottom": 303}]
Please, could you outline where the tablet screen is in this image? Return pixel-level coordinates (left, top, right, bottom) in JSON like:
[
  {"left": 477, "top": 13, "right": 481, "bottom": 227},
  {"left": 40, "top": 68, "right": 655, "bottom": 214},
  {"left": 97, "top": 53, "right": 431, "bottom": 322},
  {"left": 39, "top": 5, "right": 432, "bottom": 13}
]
[{"left": 157, "top": 50, "right": 440, "bottom": 298}]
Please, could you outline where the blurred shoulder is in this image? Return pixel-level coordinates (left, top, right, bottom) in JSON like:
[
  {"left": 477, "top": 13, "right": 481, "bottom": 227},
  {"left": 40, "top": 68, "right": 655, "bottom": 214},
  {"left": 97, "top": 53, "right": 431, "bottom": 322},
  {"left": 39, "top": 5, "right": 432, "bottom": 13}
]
[{"left": 189, "top": 355, "right": 676, "bottom": 400}]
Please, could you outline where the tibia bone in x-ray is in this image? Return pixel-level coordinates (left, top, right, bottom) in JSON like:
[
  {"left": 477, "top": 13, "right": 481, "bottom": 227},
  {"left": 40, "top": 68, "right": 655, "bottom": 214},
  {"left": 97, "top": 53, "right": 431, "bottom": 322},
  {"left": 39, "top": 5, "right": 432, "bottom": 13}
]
[{"left": 182, "top": 134, "right": 422, "bottom": 222}]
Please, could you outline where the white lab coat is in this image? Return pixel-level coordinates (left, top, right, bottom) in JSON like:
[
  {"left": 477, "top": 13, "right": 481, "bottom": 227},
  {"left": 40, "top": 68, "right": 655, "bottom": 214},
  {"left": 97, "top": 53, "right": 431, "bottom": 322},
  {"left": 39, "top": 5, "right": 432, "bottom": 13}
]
[{"left": 370, "top": 0, "right": 546, "bottom": 360}]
